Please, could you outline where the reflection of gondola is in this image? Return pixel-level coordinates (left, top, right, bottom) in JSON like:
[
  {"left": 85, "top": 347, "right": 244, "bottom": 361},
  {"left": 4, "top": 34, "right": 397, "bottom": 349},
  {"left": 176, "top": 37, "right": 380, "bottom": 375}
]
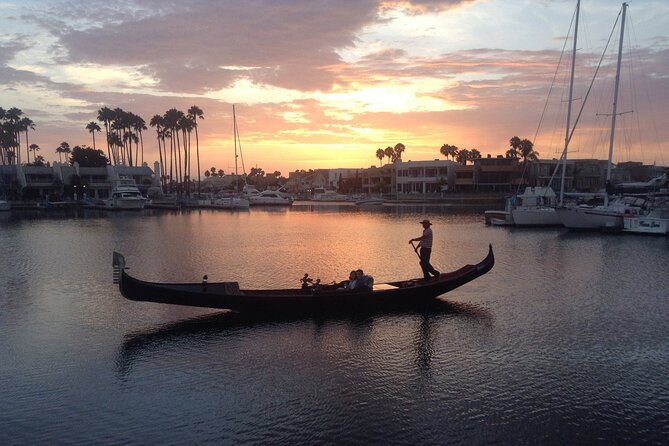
[
  {"left": 113, "top": 245, "right": 494, "bottom": 313},
  {"left": 116, "top": 300, "right": 492, "bottom": 376}
]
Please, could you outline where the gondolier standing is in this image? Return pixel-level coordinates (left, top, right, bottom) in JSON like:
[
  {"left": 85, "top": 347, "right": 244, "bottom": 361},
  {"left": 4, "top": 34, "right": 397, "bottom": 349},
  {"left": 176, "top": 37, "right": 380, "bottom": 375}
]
[{"left": 410, "top": 219, "right": 440, "bottom": 280}]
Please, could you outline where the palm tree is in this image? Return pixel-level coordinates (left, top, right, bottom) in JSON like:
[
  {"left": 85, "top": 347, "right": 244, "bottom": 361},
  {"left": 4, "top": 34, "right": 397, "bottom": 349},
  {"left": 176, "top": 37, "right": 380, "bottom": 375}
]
[
  {"left": 383, "top": 146, "right": 394, "bottom": 164},
  {"left": 393, "top": 143, "right": 405, "bottom": 162},
  {"left": 375, "top": 148, "right": 384, "bottom": 167},
  {"left": 86, "top": 122, "right": 101, "bottom": 150},
  {"left": 178, "top": 114, "right": 195, "bottom": 195},
  {"left": 163, "top": 108, "right": 184, "bottom": 193},
  {"left": 97, "top": 107, "right": 115, "bottom": 164},
  {"left": 55, "top": 142, "right": 70, "bottom": 163},
  {"left": 5, "top": 108, "right": 23, "bottom": 164},
  {"left": 519, "top": 139, "right": 539, "bottom": 163},
  {"left": 506, "top": 136, "right": 521, "bottom": 159},
  {"left": 62, "top": 142, "right": 72, "bottom": 163},
  {"left": 29, "top": 143, "right": 40, "bottom": 164},
  {"left": 149, "top": 114, "right": 166, "bottom": 189},
  {"left": 456, "top": 148, "right": 471, "bottom": 165},
  {"left": 129, "top": 113, "right": 146, "bottom": 166},
  {"left": 187, "top": 105, "right": 204, "bottom": 196},
  {"left": 440, "top": 144, "right": 459, "bottom": 160},
  {"left": 19, "top": 117, "right": 35, "bottom": 164}
]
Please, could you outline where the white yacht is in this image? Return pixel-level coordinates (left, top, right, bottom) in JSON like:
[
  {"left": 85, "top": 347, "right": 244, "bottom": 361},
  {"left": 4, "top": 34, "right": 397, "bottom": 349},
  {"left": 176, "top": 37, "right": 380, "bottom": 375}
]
[
  {"left": 511, "top": 187, "right": 562, "bottom": 226},
  {"left": 484, "top": 198, "right": 515, "bottom": 226},
  {"left": 623, "top": 200, "right": 669, "bottom": 235},
  {"left": 106, "top": 176, "right": 147, "bottom": 210},
  {"left": 557, "top": 196, "right": 646, "bottom": 230},
  {"left": 243, "top": 185, "right": 293, "bottom": 206},
  {"left": 213, "top": 193, "right": 250, "bottom": 210},
  {"left": 312, "top": 188, "right": 350, "bottom": 202}
]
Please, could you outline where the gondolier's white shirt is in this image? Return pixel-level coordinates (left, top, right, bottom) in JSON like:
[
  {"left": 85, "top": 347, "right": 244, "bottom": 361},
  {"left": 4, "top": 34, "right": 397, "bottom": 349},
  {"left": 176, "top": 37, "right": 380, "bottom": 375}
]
[{"left": 421, "top": 227, "right": 433, "bottom": 249}]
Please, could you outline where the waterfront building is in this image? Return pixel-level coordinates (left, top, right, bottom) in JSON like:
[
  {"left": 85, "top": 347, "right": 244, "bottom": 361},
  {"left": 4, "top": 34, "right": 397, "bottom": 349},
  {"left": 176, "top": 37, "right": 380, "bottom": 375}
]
[
  {"left": 394, "top": 159, "right": 455, "bottom": 195},
  {"left": 0, "top": 163, "right": 158, "bottom": 201},
  {"left": 361, "top": 165, "right": 393, "bottom": 194},
  {"left": 473, "top": 156, "right": 520, "bottom": 192}
]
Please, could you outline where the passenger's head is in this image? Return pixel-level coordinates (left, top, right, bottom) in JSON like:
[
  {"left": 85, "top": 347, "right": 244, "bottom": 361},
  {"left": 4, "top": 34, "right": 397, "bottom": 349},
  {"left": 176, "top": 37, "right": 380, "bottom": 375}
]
[
  {"left": 356, "top": 269, "right": 364, "bottom": 279},
  {"left": 349, "top": 270, "right": 357, "bottom": 280}
]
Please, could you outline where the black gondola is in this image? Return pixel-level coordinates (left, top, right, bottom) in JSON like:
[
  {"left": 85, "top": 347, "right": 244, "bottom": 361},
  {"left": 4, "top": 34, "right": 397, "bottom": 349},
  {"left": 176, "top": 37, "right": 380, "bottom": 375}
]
[{"left": 112, "top": 245, "right": 494, "bottom": 313}]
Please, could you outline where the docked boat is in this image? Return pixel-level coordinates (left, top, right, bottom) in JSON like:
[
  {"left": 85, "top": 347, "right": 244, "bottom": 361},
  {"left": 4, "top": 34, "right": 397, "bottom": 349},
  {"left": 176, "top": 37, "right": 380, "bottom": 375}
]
[
  {"left": 556, "top": 4, "right": 644, "bottom": 231},
  {"left": 504, "top": 0, "right": 582, "bottom": 227},
  {"left": 484, "top": 197, "right": 515, "bottom": 225},
  {"left": 623, "top": 201, "right": 669, "bottom": 235},
  {"left": 106, "top": 176, "right": 147, "bottom": 210},
  {"left": 212, "top": 194, "right": 250, "bottom": 209},
  {"left": 355, "top": 196, "right": 384, "bottom": 206},
  {"left": 250, "top": 190, "right": 293, "bottom": 206},
  {"left": 312, "top": 188, "right": 350, "bottom": 202},
  {"left": 556, "top": 196, "right": 647, "bottom": 230},
  {"left": 112, "top": 245, "right": 494, "bottom": 313},
  {"left": 511, "top": 187, "right": 562, "bottom": 226}
]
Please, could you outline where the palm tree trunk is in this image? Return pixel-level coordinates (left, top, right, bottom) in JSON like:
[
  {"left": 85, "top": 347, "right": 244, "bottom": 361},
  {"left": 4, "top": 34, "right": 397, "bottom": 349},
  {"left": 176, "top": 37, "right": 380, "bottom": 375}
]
[
  {"left": 104, "top": 122, "right": 111, "bottom": 164},
  {"left": 176, "top": 130, "right": 182, "bottom": 195},
  {"left": 156, "top": 135, "right": 164, "bottom": 190},
  {"left": 169, "top": 136, "right": 174, "bottom": 193},
  {"left": 139, "top": 131, "right": 144, "bottom": 166},
  {"left": 195, "top": 126, "right": 201, "bottom": 196}
]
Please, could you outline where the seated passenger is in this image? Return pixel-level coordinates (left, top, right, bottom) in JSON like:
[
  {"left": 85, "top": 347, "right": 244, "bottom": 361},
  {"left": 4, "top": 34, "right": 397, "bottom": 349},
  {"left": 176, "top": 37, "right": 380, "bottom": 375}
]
[
  {"left": 338, "top": 270, "right": 357, "bottom": 290},
  {"left": 354, "top": 269, "right": 374, "bottom": 291}
]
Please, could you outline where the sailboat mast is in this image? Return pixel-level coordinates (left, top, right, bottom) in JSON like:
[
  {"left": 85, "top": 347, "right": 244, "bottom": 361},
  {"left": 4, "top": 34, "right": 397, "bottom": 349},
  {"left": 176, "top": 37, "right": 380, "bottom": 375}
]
[
  {"left": 605, "top": 2, "right": 627, "bottom": 205},
  {"left": 559, "top": 0, "right": 580, "bottom": 205},
  {"left": 233, "top": 104, "right": 238, "bottom": 177}
]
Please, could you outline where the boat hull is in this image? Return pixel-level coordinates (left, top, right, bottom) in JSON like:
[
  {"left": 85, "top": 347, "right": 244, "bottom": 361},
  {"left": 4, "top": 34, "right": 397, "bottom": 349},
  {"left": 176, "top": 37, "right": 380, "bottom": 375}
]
[
  {"left": 248, "top": 198, "right": 293, "bottom": 206},
  {"left": 556, "top": 206, "right": 623, "bottom": 230},
  {"left": 484, "top": 210, "right": 513, "bottom": 225},
  {"left": 512, "top": 207, "right": 562, "bottom": 226},
  {"left": 623, "top": 209, "right": 669, "bottom": 235},
  {"left": 107, "top": 198, "right": 147, "bottom": 210},
  {"left": 113, "top": 245, "right": 494, "bottom": 313},
  {"left": 213, "top": 197, "right": 250, "bottom": 209}
]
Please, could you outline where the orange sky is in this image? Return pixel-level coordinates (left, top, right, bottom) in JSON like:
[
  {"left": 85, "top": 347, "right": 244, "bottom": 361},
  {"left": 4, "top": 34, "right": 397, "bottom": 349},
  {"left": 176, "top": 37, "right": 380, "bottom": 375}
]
[{"left": 2, "top": 0, "right": 668, "bottom": 175}]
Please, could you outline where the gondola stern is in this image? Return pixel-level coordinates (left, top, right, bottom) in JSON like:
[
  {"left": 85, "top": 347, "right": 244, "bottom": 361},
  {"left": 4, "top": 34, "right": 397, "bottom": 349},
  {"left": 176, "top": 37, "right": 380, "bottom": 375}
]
[{"left": 476, "top": 243, "right": 495, "bottom": 274}]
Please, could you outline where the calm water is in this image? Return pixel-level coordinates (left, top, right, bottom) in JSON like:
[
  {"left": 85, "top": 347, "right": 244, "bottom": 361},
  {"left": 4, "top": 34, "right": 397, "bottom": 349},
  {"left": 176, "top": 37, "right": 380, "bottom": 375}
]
[{"left": 0, "top": 203, "right": 667, "bottom": 445}]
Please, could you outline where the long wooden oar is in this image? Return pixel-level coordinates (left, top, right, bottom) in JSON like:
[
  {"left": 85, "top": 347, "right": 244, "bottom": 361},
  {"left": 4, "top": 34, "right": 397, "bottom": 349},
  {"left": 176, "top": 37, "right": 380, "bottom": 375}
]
[{"left": 410, "top": 241, "right": 421, "bottom": 259}]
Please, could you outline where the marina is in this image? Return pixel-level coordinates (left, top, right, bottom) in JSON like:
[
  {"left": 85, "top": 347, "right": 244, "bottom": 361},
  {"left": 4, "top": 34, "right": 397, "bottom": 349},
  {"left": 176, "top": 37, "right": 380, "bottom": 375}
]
[
  {"left": 1, "top": 205, "right": 668, "bottom": 445},
  {"left": 1, "top": 1, "right": 668, "bottom": 444}
]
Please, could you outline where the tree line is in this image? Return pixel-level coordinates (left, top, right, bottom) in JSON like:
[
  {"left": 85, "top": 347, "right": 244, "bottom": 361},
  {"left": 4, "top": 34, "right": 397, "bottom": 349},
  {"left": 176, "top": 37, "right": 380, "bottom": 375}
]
[
  {"left": 375, "top": 143, "right": 406, "bottom": 166},
  {"left": 371, "top": 137, "right": 539, "bottom": 168},
  {"left": 92, "top": 106, "right": 204, "bottom": 196},
  {"left": 0, "top": 107, "right": 37, "bottom": 166},
  {"left": 439, "top": 136, "right": 538, "bottom": 165}
]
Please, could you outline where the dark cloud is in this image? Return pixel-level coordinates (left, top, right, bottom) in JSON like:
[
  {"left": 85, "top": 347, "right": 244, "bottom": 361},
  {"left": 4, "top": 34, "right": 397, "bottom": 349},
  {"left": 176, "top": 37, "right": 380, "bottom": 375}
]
[
  {"left": 38, "top": 0, "right": 381, "bottom": 93},
  {"left": 0, "top": 40, "right": 54, "bottom": 86}
]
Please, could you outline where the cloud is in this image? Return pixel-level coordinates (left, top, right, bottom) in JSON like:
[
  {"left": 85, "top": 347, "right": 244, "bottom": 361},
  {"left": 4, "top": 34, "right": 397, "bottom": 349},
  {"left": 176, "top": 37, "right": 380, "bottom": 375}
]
[{"left": 39, "top": 0, "right": 381, "bottom": 93}]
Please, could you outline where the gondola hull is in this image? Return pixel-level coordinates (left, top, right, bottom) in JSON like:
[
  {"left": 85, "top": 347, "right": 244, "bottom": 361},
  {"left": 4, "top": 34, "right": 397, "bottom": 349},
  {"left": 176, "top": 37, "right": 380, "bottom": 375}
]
[{"left": 113, "top": 245, "right": 494, "bottom": 313}]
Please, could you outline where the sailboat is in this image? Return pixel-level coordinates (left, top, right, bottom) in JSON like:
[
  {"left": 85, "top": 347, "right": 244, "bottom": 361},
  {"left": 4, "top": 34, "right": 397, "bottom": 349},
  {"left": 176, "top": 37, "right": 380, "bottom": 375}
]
[
  {"left": 213, "top": 104, "right": 250, "bottom": 210},
  {"left": 556, "top": 2, "right": 646, "bottom": 230},
  {"left": 511, "top": 0, "right": 582, "bottom": 227},
  {"left": 485, "top": 1, "right": 581, "bottom": 227}
]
